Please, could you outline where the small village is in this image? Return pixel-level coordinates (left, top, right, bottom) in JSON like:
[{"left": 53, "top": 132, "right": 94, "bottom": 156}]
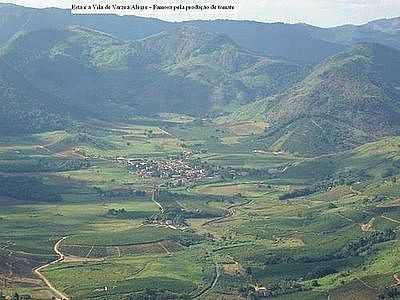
[{"left": 125, "top": 157, "right": 209, "bottom": 185}]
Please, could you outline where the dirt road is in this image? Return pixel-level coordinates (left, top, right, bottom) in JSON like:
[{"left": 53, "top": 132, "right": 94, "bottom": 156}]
[
  {"left": 394, "top": 274, "right": 400, "bottom": 286},
  {"left": 34, "top": 237, "right": 69, "bottom": 300},
  {"left": 190, "top": 260, "right": 220, "bottom": 299},
  {"left": 382, "top": 215, "right": 400, "bottom": 224},
  {"left": 202, "top": 199, "right": 253, "bottom": 227}
]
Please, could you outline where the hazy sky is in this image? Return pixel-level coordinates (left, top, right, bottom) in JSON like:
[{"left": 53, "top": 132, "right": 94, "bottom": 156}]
[{"left": 6, "top": 0, "right": 400, "bottom": 27}]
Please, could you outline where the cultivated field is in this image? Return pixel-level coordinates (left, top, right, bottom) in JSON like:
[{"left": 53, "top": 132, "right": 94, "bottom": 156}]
[{"left": 1, "top": 116, "right": 400, "bottom": 299}]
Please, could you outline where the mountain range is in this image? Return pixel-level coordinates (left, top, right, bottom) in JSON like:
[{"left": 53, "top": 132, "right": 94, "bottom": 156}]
[
  {"left": 253, "top": 43, "right": 400, "bottom": 155},
  {"left": 1, "top": 3, "right": 400, "bottom": 156},
  {"left": 1, "top": 3, "right": 399, "bottom": 62},
  {"left": 0, "top": 25, "right": 308, "bottom": 117}
]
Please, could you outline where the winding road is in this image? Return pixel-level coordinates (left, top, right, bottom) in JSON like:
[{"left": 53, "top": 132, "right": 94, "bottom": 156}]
[
  {"left": 202, "top": 199, "right": 253, "bottom": 227},
  {"left": 34, "top": 237, "right": 69, "bottom": 300}
]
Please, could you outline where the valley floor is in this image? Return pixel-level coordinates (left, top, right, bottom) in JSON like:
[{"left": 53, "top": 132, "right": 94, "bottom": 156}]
[{"left": 1, "top": 116, "right": 400, "bottom": 300}]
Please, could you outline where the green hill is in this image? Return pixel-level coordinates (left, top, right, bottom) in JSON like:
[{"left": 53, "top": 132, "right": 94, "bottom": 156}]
[
  {"left": 310, "top": 17, "right": 400, "bottom": 52},
  {"left": 47, "top": 133, "right": 117, "bottom": 153},
  {"left": 284, "top": 136, "right": 400, "bottom": 182},
  {"left": 2, "top": 4, "right": 400, "bottom": 64},
  {"left": 0, "top": 3, "right": 170, "bottom": 45},
  {"left": 0, "top": 26, "right": 308, "bottom": 117},
  {"left": 251, "top": 43, "right": 400, "bottom": 156},
  {"left": 0, "top": 58, "right": 69, "bottom": 135}
]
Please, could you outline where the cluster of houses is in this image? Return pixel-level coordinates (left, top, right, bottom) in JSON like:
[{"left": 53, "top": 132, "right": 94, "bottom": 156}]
[{"left": 126, "top": 158, "right": 207, "bottom": 184}]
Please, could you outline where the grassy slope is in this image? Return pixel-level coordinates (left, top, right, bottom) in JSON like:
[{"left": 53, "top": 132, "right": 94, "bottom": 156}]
[
  {"left": 284, "top": 136, "right": 400, "bottom": 182},
  {"left": 229, "top": 43, "right": 400, "bottom": 156}
]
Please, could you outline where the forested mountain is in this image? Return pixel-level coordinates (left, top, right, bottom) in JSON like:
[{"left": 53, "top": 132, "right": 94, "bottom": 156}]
[
  {"left": 309, "top": 17, "right": 400, "bottom": 51},
  {"left": 1, "top": 4, "right": 400, "bottom": 63},
  {"left": 0, "top": 25, "right": 308, "bottom": 117},
  {"left": 0, "top": 3, "right": 169, "bottom": 44},
  {"left": 182, "top": 20, "right": 345, "bottom": 63},
  {"left": 0, "top": 58, "right": 69, "bottom": 134},
  {"left": 188, "top": 18, "right": 400, "bottom": 62},
  {"left": 253, "top": 43, "right": 400, "bottom": 155},
  {"left": 1, "top": 3, "right": 400, "bottom": 157}
]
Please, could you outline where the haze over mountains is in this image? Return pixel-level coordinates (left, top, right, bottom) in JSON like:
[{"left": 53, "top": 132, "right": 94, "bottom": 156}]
[
  {"left": 1, "top": 3, "right": 400, "bottom": 155},
  {"left": 1, "top": 3, "right": 400, "bottom": 62}
]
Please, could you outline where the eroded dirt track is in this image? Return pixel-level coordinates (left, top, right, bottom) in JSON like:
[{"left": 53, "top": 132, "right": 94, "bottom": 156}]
[{"left": 34, "top": 237, "right": 69, "bottom": 300}]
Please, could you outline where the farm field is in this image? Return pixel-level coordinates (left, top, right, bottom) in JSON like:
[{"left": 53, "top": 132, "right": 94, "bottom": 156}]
[
  {"left": 1, "top": 117, "right": 400, "bottom": 300},
  {"left": 2, "top": 5, "right": 400, "bottom": 300}
]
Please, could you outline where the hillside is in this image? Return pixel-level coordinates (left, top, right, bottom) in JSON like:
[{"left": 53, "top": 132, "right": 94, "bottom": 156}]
[
  {"left": 0, "top": 26, "right": 308, "bottom": 117},
  {"left": 0, "top": 4, "right": 344, "bottom": 63},
  {"left": 284, "top": 136, "right": 400, "bottom": 182},
  {"left": 244, "top": 43, "right": 400, "bottom": 156},
  {"left": 0, "top": 3, "right": 170, "bottom": 44},
  {"left": 2, "top": 4, "right": 400, "bottom": 64},
  {"left": 311, "top": 17, "right": 400, "bottom": 51},
  {"left": 184, "top": 20, "right": 345, "bottom": 63},
  {"left": 0, "top": 58, "right": 69, "bottom": 135}
]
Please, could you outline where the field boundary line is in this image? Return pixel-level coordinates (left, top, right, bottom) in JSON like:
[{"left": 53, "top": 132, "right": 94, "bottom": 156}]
[
  {"left": 335, "top": 212, "right": 354, "bottom": 223},
  {"left": 202, "top": 198, "right": 253, "bottom": 227},
  {"left": 382, "top": 215, "right": 400, "bottom": 224},
  {"left": 158, "top": 242, "right": 171, "bottom": 256},
  {"left": 190, "top": 260, "right": 220, "bottom": 299},
  {"left": 355, "top": 277, "right": 377, "bottom": 291},
  {"left": 64, "top": 238, "right": 167, "bottom": 247},
  {"left": 86, "top": 245, "right": 94, "bottom": 258}
]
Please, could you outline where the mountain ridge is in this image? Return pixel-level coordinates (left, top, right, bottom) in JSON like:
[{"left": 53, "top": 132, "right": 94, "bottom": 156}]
[
  {"left": 0, "top": 25, "right": 308, "bottom": 121},
  {"left": 236, "top": 43, "right": 400, "bottom": 156},
  {"left": 0, "top": 4, "right": 399, "bottom": 63}
]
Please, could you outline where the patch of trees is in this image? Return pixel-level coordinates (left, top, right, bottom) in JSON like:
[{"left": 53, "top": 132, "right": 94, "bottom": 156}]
[
  {"left": 248, "top": 230, "right": 396, "bottom": 298},
  {"left": 183, "top": 209, "right": 223, "bottom": 219},
  {"left": 145, "top": 204, "right": 223, "bottom": 228},
  {"left": 0, "top": 175, "right": 62, "bottom": 202},
  {"left": 169, "top": 233, "right": 205, "bottom": 247},
  {"left": 326, "top": 169, "right": 372, "bottom": 186},
  {"left": 382, "top": 160, "right": 400, "bottom": 178},
  {"left": 98, "top": 189, "right": 147, "bottom": 198},
  {"left": 126, "top": 289, "right": 189, "bottom": 299},
  {"left": 146, "top": 207, "right": 188, "bottom": 227},
  {"left": 263, "top": 230, "right": 396, "bottom": 266},
  {"left": 363, "top": 194, "right": 391, "bottom": 205},
  {"left": 279, "top": 169, "right": 373, "bottom": 201},
  {"left": 370, "top": 205, "right": 400, "bottom": 215},
  {"left": 0, "top": 158, "right": 90, "bottom": 173},
  {"left": 339, "top": 229, "right": 396, "bottom": 257},
  {"left": 0, "top": 292, "right": 31, "bottom": 300},
  {"left": 160, "top": 190, "right": 225, "bottom": 203},
  {"left": 279, "top": 187, "right": 316, "bottom": 200},
  {"left": 0, "top": 109, "right": 69, "bottom": 136},
  {"left": 229, "top": 167, "right": 275, "bottom": 180},
  {"left": 305, "top": 266, "right": 337, "bottom": 280},
  {"left": 240, "top": 280, "right": 310, "bottom": 299},
  {"left": 379, "top": 286, "right": 400, "bottom": 299},
  {"left": 264, "top": 280, "right": 310, "bottom": 297},
  {"left": 106, "top": 208, "right": 153, "bottom": 219},
  {"left": 263, "top": 253, "right": 336, "bottom": 266}
]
